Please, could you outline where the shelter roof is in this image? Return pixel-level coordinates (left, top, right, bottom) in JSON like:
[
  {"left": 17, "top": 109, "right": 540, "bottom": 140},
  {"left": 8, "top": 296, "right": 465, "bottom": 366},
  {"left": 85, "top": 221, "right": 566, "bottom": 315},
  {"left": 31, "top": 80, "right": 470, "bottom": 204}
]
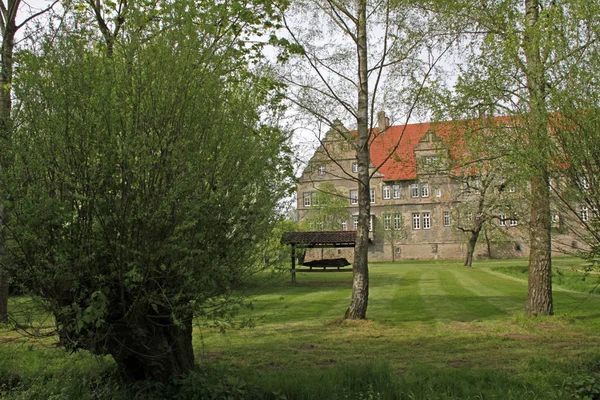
[{"left": 281, "top": 231, "right": 356, "bottom": 248}]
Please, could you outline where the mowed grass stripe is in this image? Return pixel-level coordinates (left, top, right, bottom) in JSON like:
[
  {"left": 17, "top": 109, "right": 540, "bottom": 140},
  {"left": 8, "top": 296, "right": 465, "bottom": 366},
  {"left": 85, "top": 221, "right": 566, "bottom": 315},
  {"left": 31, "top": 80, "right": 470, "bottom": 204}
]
[{"left": 449, "top": 268, "right": 525, "bottom": 316}]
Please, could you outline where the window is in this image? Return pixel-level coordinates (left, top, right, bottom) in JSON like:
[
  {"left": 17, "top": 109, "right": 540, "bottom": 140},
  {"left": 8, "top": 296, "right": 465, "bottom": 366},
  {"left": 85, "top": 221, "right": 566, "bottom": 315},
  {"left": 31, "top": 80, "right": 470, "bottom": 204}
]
[
  {"left": 435, "top": 188, "right": 442, "bottom": 198},
  {"left": 509, "top": 219, "right": 518, "bottom": 227},
  {"left": 443, "top": 212, "right": 451, "bottom": 227},
  {"left": 552, "top": 214, "right": 560, "bottom": 224},
  {"left": 582, "top": 206, "right": 589, "bottom": 222},
  {"left": 342, "top": 221, "right": 347, "bottom": 231},
  {"left": 466, "top": 212, "right": 473, "bottom": 223},
  {"left": 318, "top": 165, "right": 326, "bottom": 175},
  {"left": 411, "top": 184, "right": 419, "bottom": 198},
  {"left": 412, "top": 213, "right": 421, "bottom": 230},
  {"left": 392, "top": 185, "right": 400, "bottom": 199},
  {"left": 581, "top": 177, "right": 590, "bottom": 190},
  {"left": 303, "top": 192, "right": 311, "bottom": 207},
  {"left": 507, "top": 186, "right": 516, "bottom": 193},
  {"left": 352, "top": 163, "right": 359, "bottom": 173},
  {"left": 353, "top": 217, "right": 359, "bottom": 230},
  {"left": 383, "top": 185, "right": 391, "bottom": 199},
  {"left": 421, "top": 183, "right": 429, "bottom": 198},
  {"left": 370, "top": 188, "right": 375, "bottom": 203},
  {"left": 422, "top": 212, "right": 431, "bottom": 229},
  {"left": 350, "top": 190, "right": 358, "bottom": 205},
  {"left": 384, "top": 214, "right": 391, "bottom": 230},
  {"left": 369, "top": 215, "right": 373, "bottom": 232},
  {"left": 498, "top": 213, "right": 506, "bottom": 227},
  {"left": 394, "top": 214, "right": 402, "bottom": 230}
]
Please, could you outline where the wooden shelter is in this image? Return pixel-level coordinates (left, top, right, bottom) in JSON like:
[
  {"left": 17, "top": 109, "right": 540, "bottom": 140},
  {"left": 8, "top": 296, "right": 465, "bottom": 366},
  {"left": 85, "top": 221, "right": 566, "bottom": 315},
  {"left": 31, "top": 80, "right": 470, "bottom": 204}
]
[{"left": 281, "top": 231, "right": 356, "bottom": 283}]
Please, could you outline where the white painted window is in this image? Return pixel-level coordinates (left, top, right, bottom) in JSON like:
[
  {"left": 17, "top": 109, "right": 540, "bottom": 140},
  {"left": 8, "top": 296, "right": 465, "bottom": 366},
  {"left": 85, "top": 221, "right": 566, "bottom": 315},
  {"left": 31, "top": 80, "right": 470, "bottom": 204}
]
[
  {"left": 303, "top": 192, "right": 311, "bottom": 207},
  {"left": 466, "top": 212, "right": 473, "bottom": 223},
  {"left": 582, "top": 206, "right": 589, "bottom": 222},
  {"left": 384, "top": 214, "right": 391, "bottom": 230},
  {"left": 369, "top": 215, "right": 373, "bottom": 232},
  {"left": 551, "top": 214, "right": 560, "bottom": 224},
  {"left": 394, "top": 214, "right": 402, "bottom": 230},
  {"left": 350, "top": 190, "right": 358, "bottom": 205},
  {"left": 507, "top": 186, "right": 515, "bottom": 193},
  {"left": 422, "top": 212, "right": 431, "bottom": 229},
  {"left": 435, "top": 188, "right": 442, "bottom": 198},
  {"left": 581, "top": 177, "right": 590, "bottom": 190},
  {"left": 498, "top": 213, "right": 506, "bottom": 227},
  {"left": 353, "top": 217, "right": 359, "bottom": 230},
  {"left": 411, "top": 184, "right": 419, "bottom": 198},
  {"left": 509, "top": 219, "right": 518, "bottom": 227},
  {"left": 342, "top": 221, "right": 347, "bottom": 231},
  {"left": 421, "top": 183, "right": 429, "bottom": 198},
  {"left": 412, "top": 213, "right": 421, "bottom": 230},
  {"left": 352, "top": 163, "right": 359, "bottom": 173},
  {"left": 392, "top": 185, "right": 400, "bottom": 198},
  {"left": 370, "top": 188, "right": 375, "bottom": 204},
  {"left": 383, "top": 185, "right": 391, "bottom": 199},
  {"left": 318, "top": 165, "right": 325, "bottom": 175},
  {"left": 443, "top": 212, "right": 451, "bottom": 227}
]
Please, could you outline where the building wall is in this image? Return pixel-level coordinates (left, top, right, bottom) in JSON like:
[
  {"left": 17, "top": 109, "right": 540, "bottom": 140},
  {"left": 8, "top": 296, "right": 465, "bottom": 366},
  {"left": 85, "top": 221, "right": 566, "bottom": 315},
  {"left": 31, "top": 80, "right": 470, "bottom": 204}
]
[{"left": 297, "top": 121, "right": 572, "bottom": 262}]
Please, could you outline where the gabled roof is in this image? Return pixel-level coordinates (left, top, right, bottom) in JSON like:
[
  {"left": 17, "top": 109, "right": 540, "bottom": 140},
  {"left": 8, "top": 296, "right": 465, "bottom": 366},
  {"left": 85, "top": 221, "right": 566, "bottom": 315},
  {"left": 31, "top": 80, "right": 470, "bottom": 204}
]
[{"left": 281, "top": 231, "right": 356, "bottom": 247}]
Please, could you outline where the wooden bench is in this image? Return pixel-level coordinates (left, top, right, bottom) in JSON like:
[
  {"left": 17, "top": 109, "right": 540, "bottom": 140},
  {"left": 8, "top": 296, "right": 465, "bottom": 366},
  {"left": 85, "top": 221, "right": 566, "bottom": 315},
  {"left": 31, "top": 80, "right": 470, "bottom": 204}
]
[{"left": 299, "top": 258, "right": 351, "bottom": 271}]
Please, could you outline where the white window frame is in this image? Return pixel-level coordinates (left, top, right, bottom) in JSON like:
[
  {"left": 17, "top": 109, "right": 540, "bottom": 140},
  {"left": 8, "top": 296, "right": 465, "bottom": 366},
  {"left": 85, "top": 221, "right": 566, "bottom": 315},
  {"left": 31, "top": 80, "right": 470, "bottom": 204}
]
[
  {"left": 435, "top": 188, "right": 442, "bottom": 198},
  {"left": 370, "top": 188, "right": 375, "bottom": 204},
  {"left": 394, "top": 214, "right": 402, "bottom": 230},
  {"left": 551, "top": 214, "right": 560, "bottom": 224},
  {"left": 443, "top": 211, "right": 451, "bottom": 227},
  {"left": 353, "top": 217, "right": 359, "bottom": 230},
  {"left": 507, "top": 186, "right": 516, "bottom": 193},
  {"left": 382, "top": 185, "right": 391, "bottom": 200},
  {"left": 342, "top": 221, "right": 347, "bottom": 231},
  {"left": 421, "top": 183, "right": 429, "bottom": 198},
  {"left": 318, "top": 165, "right": 326, "bottom": 175},
  {"left": 384, "top": 214, "right": 391, "bottom": 230},
  {"left": 392, "top": 185, "right": 400, "bottom": 199},
  {"left": 411, "top": 184, "right": 419, "bottom": 198},
  {"left": 422, "top": 212, "right": 431, "bottom": 229},
  {"left": 350, "top": 190, "right": 358, "bottom": 205},
  {"left": 498, "top": 213, "right": 506, "bottom": 227},
  {"left": 369, "top": 215, "right": 374, "bottom": 232},
  {"left": 352, "top": 163, "right": 359, "bottom": 173},
  {"left": 412, "top": 213, "right": 421, "bottom": 230},
  {"left": 466, "top": 212, "right": 473, "bottom": 223},
  {"left": 582, "top": 206, "right": 589, "bottom": 222},
  {"left": 509, "top": 219, "right": 518, "bottom": 227},
  {"left": 303, "top": 192, "right": 311, "bottom": 207}
]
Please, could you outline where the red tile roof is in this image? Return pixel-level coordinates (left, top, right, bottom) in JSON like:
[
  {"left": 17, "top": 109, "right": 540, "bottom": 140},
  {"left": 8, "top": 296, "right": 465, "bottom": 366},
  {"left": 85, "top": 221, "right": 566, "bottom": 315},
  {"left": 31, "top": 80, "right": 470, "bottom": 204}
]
[{"left": 369, "top": 122, "right": 433, "bottom": 181}]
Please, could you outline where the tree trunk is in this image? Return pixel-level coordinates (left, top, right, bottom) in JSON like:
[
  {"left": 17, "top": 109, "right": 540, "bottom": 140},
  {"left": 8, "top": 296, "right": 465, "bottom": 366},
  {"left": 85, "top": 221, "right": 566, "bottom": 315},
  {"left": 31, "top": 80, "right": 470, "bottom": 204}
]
[
  {"left": 346, "top": 0, "right": 369, "bottom": 320},
  {"left": 110, "top": 319, "right": 195, "bottom": 381},
  {"left": 0, "top": 16, "right": 17, "bottom": 325},
  {"left": 464, "top": 228, "right": 481, "bottom": 267},
  {"left": 524, "top": 0, "right": 553, "bottom": 316}
]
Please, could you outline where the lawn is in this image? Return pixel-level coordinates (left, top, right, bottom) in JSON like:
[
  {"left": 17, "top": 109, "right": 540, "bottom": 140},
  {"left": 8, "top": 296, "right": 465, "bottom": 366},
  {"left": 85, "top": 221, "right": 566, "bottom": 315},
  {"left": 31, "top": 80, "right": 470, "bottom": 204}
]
[{"left": 3, "top": 257, "right": 600, "bottom": 399}]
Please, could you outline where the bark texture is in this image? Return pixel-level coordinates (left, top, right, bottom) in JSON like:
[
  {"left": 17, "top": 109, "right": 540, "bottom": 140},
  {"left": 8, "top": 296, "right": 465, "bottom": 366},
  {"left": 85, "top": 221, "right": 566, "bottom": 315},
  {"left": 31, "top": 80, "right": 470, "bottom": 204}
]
[
  {"left": 523, "top": 0, "right": 553, "bottom": 316},
  {"left": 346, "top": 0, "right": 369, "bottom": 320}
]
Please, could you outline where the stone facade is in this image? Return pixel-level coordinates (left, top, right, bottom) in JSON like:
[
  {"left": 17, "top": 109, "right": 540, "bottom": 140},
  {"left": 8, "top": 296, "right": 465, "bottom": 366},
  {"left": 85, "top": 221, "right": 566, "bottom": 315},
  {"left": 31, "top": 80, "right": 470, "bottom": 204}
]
[{"left": 297, "top": 113, "right": 576, "bottom": 261}]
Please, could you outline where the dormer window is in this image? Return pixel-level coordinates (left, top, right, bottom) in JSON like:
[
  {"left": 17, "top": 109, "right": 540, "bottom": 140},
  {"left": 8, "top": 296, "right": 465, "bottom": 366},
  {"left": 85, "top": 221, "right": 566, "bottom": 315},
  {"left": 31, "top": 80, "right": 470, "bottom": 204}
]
[{"left": 318, "top": 165, "right": 326, "bottom": 175}]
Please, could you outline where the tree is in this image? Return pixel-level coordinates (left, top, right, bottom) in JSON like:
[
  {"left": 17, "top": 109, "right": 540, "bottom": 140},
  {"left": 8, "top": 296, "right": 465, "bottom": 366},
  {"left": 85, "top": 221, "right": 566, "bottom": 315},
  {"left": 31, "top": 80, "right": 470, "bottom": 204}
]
[
  {"left": 421, "top": 0, "right": 600, "bottom": 316},
  {"left": 301, "top": 182, "right": 350, "bottom": 231},
  {"left": 380, "top": 206, "right": 406, "bottom": 262},
  {"left": 279, "top": 0, "right": 452, "bottom": 319},
  {"left": 6, "top": 1, "right": 292, "bottom": 381},
  {"left": 0, "top": 0, "right": 57, "bottom": 323}
]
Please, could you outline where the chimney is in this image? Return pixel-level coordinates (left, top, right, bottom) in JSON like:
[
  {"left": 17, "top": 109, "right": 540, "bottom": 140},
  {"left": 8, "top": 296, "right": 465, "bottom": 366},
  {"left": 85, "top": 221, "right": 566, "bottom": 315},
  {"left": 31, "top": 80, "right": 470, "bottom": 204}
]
[{"left": 377, "top": 111, "right": 389, "bottom": 132}]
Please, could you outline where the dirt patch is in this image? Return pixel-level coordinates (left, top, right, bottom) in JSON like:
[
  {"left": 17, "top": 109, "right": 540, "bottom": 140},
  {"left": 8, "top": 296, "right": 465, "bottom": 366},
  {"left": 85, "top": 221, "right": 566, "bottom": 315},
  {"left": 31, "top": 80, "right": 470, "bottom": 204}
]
[
  {"left": 297, "top": 344, "right": 316, "bottom": 350},
  {"left": 448, "top": 359, "right": 470, "bottom": 368}
]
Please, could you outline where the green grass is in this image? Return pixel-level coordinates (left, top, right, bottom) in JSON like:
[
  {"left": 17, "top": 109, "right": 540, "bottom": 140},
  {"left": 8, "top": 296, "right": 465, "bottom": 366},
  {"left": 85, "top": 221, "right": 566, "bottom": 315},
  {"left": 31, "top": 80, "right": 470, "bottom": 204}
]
[{"left": 4, "top": 257, "right": 600, "bottom": 399}]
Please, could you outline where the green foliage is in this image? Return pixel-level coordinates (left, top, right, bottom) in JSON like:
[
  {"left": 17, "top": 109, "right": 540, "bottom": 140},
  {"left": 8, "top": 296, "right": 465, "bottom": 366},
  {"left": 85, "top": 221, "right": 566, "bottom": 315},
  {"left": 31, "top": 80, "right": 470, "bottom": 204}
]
[
  {"left": 4, "top": 0, "right": 293, "bottom": 378},
  {"left": 300, "top": 182, "right": 349, "bottom": 231}
]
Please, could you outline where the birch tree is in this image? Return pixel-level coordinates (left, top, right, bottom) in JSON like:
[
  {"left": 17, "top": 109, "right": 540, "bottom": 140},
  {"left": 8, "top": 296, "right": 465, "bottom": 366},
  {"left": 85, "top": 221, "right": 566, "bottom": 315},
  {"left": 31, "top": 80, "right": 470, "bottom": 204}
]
[{"left": 279, "top": 0, "right": 452, "bottom": 319}]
